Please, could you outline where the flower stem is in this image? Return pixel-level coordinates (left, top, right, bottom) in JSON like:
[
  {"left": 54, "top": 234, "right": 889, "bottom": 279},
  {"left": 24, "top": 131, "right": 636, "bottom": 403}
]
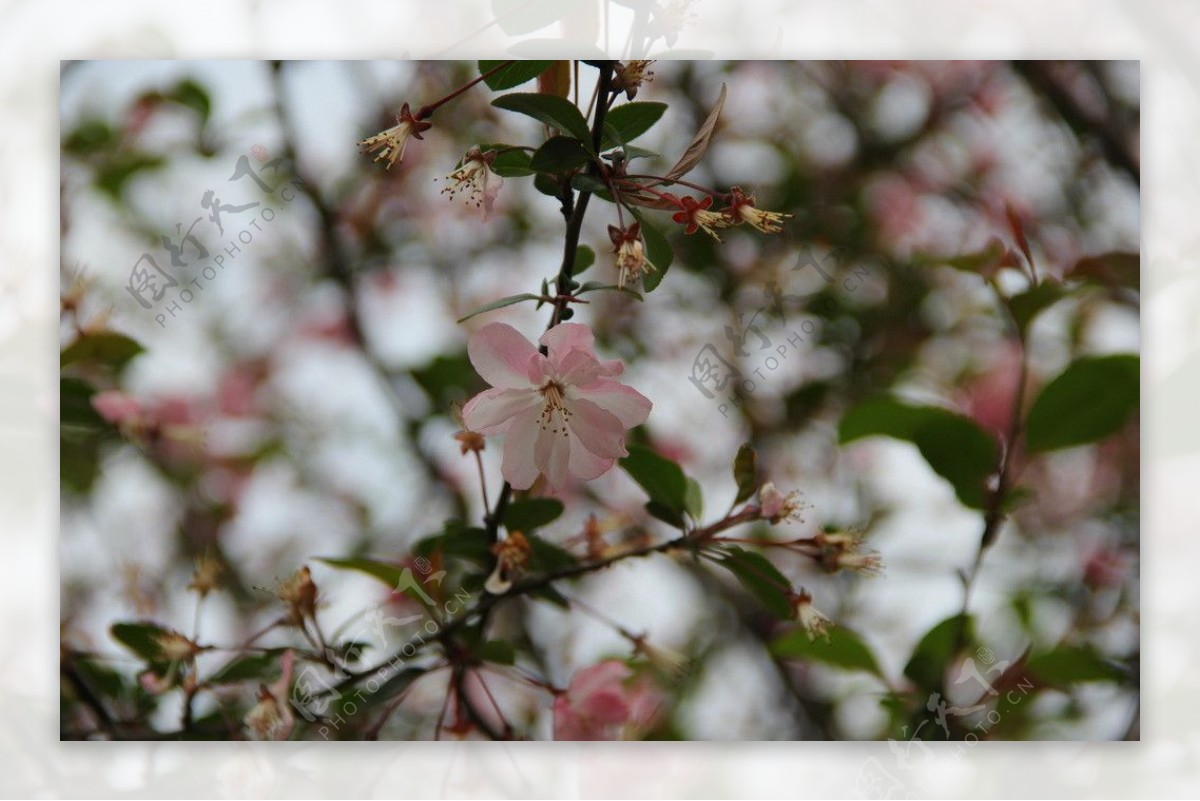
[{"left": 417, "top": 60, "right": 514, "bottom": 120}]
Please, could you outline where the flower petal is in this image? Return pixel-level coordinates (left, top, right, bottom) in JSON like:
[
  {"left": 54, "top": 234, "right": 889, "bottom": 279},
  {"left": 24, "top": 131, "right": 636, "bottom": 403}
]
[
  {"left": 500, "top": 408, "right": 542, "bottom": 490},
  {"left": 564, "top": 397, "right": 627, "bottom": 459},
  {"left": 534, "top": 424, "right": 572, "bottom": 491},
  {"left": 462, "top": 387, "right": 539, "bottom": 434},
  {"left": 567, "top": 433, "right": 615, "bottom": 481},
  {"left": 468, "top": 322, "right": 541, "bottom": 389},
  {"left": 570, "top": 379, "right": 652, "bottom": 428},
  {"left": 539, "top": 323, "right": 594, "bottom": 361}
]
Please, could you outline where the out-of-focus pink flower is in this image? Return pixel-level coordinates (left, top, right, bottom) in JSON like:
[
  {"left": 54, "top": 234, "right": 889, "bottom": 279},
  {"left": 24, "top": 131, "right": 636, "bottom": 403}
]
[
  {"left": 461, "top": 323, "right": 652, "bottom": 492},
  {"left": 552, "top": 660, "right": 663, "bottom": 740},
  {"left": 91, "top": 390, "right": 143, "bottom": 426},
  {"left": 958, "top": 342, "right": 1024, "bottom": 439}
]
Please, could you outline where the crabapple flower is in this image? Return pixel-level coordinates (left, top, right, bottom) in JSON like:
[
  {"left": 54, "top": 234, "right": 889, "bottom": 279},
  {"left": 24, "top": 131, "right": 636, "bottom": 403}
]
[
  {"left": 358, "top": 102, "right": 431, "bottom": 170},
  {"left": 460, "top": 323, "right": 652, "bottom": 491},
  {"left": 669, "top": 194, "right": 733, "bottom": 239},
  {"left": 552, "top": 660, "right": 664, "bottom": 740},
  {"left": 724, "top": 186, "right": 791, "bottom": 234},
  {"left": 608, "top": 223, "right": 657, "bottom": 289}
]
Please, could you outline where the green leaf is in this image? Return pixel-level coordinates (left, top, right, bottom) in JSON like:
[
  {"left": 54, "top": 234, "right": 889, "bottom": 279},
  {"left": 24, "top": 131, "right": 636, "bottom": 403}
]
[
  {"left": 712, "top": 546, "right": 792, "bottom": 619},
  {"left": 903, "top": 614, "right": 972, "bottom": 690},
  {"left": 111, "top": 622, "right": 173, "bottom": 664},
  {"left": 491, "top": 93, "right": 592, "bottom": 147},
  {"left": 572, "top": 245, "right": 595, "bottom": 276},
  {"left": 1006, "top": 280, "right": 1065, "bottom": 337},
  {"left": 484, "top": 145, "right": 535, "bottom": 178},
  {"left": 529, "top": 135, "right": 593, "bottom": 174},
  {"left": 620, "top": 444, "right": 688, "bottom": 518},
  {"left": 600, "top": 102, "right": 668, "bottom": 150},
  {"left": 533, "top": 172, "right": 561, "bottom": 198},
  {"left": 926, "top": 237, "right": 1007, "bottom": 274},
  {"left": 456, "top": 293, "right": 541, "bottom": 323},
  {"left": 618, "top": 144, "right": 660, "bottom": 162},
  {"left": 630, "top": 212, "right": 673, "bottom": 293},
  {"left": 570, "top": 173, "right": 609, "bottom": 195},
  {"left": 503, "top": 498, "right": 564, "bottom": 531},
  {"left": 732, "top": 443, "right": 757, "bottom": 505},
  {"left": 60, "top": 331, "right": 144, "bottom": 371},
  {"left": 64, "top": 119, "right": 116, "bottom": 155},
  {"left": 1026, "top": 645, "right": 1126, "bottom": 686},
  {"left": 409, "top": 352, "right": 481, "bottom": 407},
  {"left": 317, "top": 557, "right": 407, "bottom": 588},
  {"left": 772, "top": 626, "right": 883, "bottom": 677},
  {"left": 169, "top": 79, "right": 212, "bottom": 123},
  {"left": 526, "top": 533, "right": 577, "bottom": 572},
  {"left": 1067, "top": 252, "right": 1139, "bottom": 292},
  {"left": 574, "top": 282, "right": 643, "bottom": 301},
  {"left": 839, "top": 398, "right": 998, "bottom": 509},
  {"left": 61, "top": 377, "right": 107, "bottom": 430},
  {"left": 414, "top": 523, "right": 491, "bottom": 566},
  {"left": 477, "top": 60, "right": 554, "bottom": 91},
  {"left": 208, "top": 651, "right": 287, "bottom": 684},
  {"left": 1024, "top": 354, "right": 1139, "bottom": 453},
  {"left": 684, "top": 477, "right": 704, "bottom": 520},
  {"left": 475, "top": 640, "right": 516, "bottom": 665}
]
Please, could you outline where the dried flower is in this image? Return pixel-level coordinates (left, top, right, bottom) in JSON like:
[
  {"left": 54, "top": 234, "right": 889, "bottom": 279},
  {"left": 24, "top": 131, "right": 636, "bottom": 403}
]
[
  {"left": 244, "top": 650, "right": 296, "bottom": 741},
  {"left": 441, "top": 147, "right": 501, "bottom": 215},
  {"left": 724, "top": 186, "right": 791, "bottom": 234},
  {"left": 485, "top": 530, "right": 531, "bottom": 595},
  {"left": 758, "top": 482, "right": 807, "bottom": 525},
  {"left": 155, "top": 630, "right": 201, "bottom": 663},
  {"left": 613, "top": 60, "right": 656, "bottom": 100},
  {"left": 187, "top": 553, "right": 223, "bottom": 598},
  {"left": 453, "top": 429, "right": 486, "bottom": 455},
  {"left": 790, "top": 589, "right": 832, "bottom": 641},
  {"left": 608, "top": 223, "right": 657, "bottom": 289},
  {"left": 358, "top": 102, "right": 431, "bottom": 170},
  {"left": 277, "top": 566, "right": 318, "bottom": 625},
  {"left": 669, "top": 194, "right": 733, "bottom": 240},
  {"left": 812, "top": 530, "right": 884, "bottom": 576}
]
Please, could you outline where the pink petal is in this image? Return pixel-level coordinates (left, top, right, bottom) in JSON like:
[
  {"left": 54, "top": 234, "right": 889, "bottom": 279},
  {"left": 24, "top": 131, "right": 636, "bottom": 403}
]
[
  {"left": 556, "top": 348, "right": 606, "bottom": 387},
  {"left": 462, "top": 387, "right": 539, "bottom": 434},
  {"left": 569, "top": 660, "right": 631, "bottom": 699},
  {"left": 91, "top": 390, "right": 142, "bottom": 425},
  {"left": 571, "top": 379, "right": 652, "bottom": 428},
  {"left": 539, "top": 323, "right": 594, "bottom": 361},
  {"left": 468, "top": 322, "right": 541, "bottom": 389},
  {"left": 568, "top": 435, "right": 614, "bottom": 481},
  {"left": 501, "top": 408, "right": 542, "bottom": 490},
  {"left": 564, "top": 397, "right": 627, "bottom": 459},
  {"left": 535, "top": 423, "right": 572, "bottom": 491},
  {"left": 577, "top": 688, "right": 631, "bottom": 725}
]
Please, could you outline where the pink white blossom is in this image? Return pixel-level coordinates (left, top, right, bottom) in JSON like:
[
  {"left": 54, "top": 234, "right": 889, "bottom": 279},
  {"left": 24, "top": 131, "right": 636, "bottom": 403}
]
[
  {"left": 461, "top": 323, "right": 652, "bottom": 491},
  {"left": 552, "top": 660, "right": 663, "bottom": 740}
]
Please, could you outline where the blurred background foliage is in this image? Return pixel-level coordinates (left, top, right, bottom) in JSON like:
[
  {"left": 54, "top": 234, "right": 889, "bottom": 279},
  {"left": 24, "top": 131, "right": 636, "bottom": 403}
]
[{"left": 60, "top": 60, "right": 1138, "bottom": 740}]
